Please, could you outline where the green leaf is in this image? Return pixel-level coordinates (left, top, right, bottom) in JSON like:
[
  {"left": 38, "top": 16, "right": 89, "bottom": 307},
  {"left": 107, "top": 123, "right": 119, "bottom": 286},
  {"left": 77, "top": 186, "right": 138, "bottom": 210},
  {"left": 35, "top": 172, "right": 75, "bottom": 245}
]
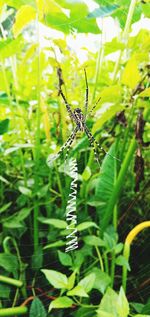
[
  {"left": 44, "top": 240, "right": 65, "bottom": 249},
  {"left": 95, "top": 143, "right": 117, "bottom": 221},
  {"left": 0, "top": 284, "right": 10, "bottom": 299},
  {"left": 13, "top": 5, "right": 36, "bottom": 37},
  {"left": 0, "top": 119, "right": 9, "bottom": 135},
  {"left": 29, "top": 297, "right": 47, "bottom": 317},
  {"left": 92, "top": 268, "right": 111, "bottom": 294},
  {"left": 117, "top": 287, "right": 129, "bottom": 317},
  {"left": 58, "top": 250, "right": 72, "bottom": 267},
  {"left": 67, "top": 285, "right": 89, "bottom": 297},
  {"left": 49, "top": 296, "right": 73, "bottom": 312},
  {"left": 83, "top": 235, "right": 105, "bottom": 246},
  {"left": 77, "top": 221, "right": 99, "bottom": 231},
  {"left": 121, "top": 58, "right": 141, "bottom": 89},
  {"left": 67, "top": 271, "right": 76, "bottom": 290},
  {"left": 105, "top": 37, "right": 125, "bottom": 56},
  {"left": 97, "top": 287, "right": 118, "bottom": 316},
  {"left": 18, "top": 186, "right": 32, "bottom": 197},
  {"left": 139, "top": 88, "right": 150, "bottom": 97},
  {"left": 115, "top": 255, "right": 130, "bottom": 271},
  {"left": 45, "top": 0, "right": 100, "bottom": 34},
  {"left": 97, "top": 311, "right": 114, "bottom": 317},
  {"left": 0, "top": 253, "right": 18, "bottom": 273},
  {"left": 38, "top": 217, "right": 67, "bottom": 228},
  {"left": 82, "top": 166, "right": 91, "bottom": 181},
  {"left": 92, "top": 102, "right": 124, "bottom": 134},
  {"left": 88, "top": 4, "right": 119, "bottom": 18},
  {"left": 79, "top": 273, "right": 95, "bottom": 293},
  {"left": 0, "top": 202, "right": 12, "bottom": 214},
  {"left": 0, "top": 37, "right": 23, "bottom": 59},
  {"left": 41, "top": 269, "right": 68, "bottom": 289}
]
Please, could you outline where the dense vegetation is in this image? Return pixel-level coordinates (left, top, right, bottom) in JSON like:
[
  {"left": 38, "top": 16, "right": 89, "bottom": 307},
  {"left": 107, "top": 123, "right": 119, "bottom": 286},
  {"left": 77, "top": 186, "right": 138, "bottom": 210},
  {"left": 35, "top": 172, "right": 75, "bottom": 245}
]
[{"left": 0, "top": 0, "right": 150, "bottom": 316}]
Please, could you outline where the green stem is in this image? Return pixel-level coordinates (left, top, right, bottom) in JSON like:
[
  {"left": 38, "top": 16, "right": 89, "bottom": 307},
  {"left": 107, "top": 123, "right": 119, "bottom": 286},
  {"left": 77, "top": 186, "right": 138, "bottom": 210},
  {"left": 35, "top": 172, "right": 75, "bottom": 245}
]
[
  {"left": 0, "top": 307, "right": 27, "bottom": 316},
  {"left": 122, "top": 243, "right": 130, "bottom": 292},
  {"left": 95, "top": 246, "right": 104, "bottom": 272},
  {"left": 113, "top": 0, "right": 138, "bottom": 82},
  {"left": 110, "top": 251, "right": 116, "bottom": 288},
  {"left": 104, "top": 252, "right": 109, "bottom": 274},
  {"left": 0, "top": 275, "right": 23, "bottom": 288},
  {"left": 101, "top": 138, "right": 137, "bottom": 231}
]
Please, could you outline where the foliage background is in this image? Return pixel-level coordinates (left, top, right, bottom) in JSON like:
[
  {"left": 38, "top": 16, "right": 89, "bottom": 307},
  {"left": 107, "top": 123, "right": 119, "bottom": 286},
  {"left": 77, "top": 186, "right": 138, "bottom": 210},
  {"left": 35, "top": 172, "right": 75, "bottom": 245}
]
[{"left": 0, "top": 0, "right": 150, "bottom": 316}]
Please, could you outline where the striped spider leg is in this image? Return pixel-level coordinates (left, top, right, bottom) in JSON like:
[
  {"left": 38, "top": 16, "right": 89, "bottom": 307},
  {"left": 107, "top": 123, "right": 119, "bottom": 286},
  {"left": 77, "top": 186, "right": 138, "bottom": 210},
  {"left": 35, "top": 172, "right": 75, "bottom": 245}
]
[{"left": 47, "top": 67, "right": 120, "bottom": 167}]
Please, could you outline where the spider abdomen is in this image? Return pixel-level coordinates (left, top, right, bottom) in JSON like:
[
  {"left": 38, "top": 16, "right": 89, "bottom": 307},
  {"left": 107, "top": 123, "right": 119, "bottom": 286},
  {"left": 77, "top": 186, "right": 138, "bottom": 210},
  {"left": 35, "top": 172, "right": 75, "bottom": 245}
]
[{"left": 74, "top": 108, "right": 85, "bottom": 131}]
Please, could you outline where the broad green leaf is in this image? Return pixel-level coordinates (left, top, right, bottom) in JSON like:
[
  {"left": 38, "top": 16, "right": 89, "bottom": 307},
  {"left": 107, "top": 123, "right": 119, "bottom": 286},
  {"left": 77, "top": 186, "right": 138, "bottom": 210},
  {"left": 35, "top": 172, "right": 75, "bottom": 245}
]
[
  {"left": 49, "top": 296, "right": 73, "bottom": 312},
  {"left": 92, "top": 103, "right": 124, "bottom": 134},
  {"left": 67, "top": 285, "right": 89, "bottom": 297},
  {"left": 83, "top": 235, "right": 105, "bottom": 246},
  {"left": 97, "top": 311, "right": 114, "bottom": 317},
  {"left": 0, "top": 202, "right": 12, "bottom": 214},
  {"left": 58, "top": 250, "right": 72, "bottom": 267},
  {"left": 29, "top": 297, "right": 47, "bottom": 317},
  {"left": 95, "top": 143, "right": 118, "bottom": 225},
  {"left": 13, "top": 5, "right": 36, "bottom": 37},
  {"left": 41, "top": 269, "right": 68, "bottom": 289},
  {"left": 82, "top": 166, "right": 91, "bottom": 181},
  {"left": 0, "top": 119, "right": 9, "bottom": 135},
  {"left": 142, "top": 2, "right": 150, "bottom": 18},
  {"left": 0, "top": 37, "right": 23, "bottom": 59},
  {"left": 117, "top": 287, "right": 129, "bottom": 317},
  {"left": 44, "top": 240, "right": 65, "bottom": 249},
  {"left": 0, "top": 253, "right": 18, "bottom": 273},
  {"left": 105, "top": 37, "right": 125, "bottom": 56},
  {"left": 38, "top": 217, "right": 67, "bottom": 228},
  {"left": 67, "top": 271, "right": 76, "bottom": 290},
  {"left": 0, "top": 0, "right": 35, "bottom": 9},
  {"left": 139, "top": 88, "right": 150, "bottom": 97},
  {"left": 92, "top": 268, "right": 111, "bottom": 294},
  {"left": 77, "top": 221, "right": 99, "bottom": 231},
  {"left": 115, "top": 255, "right": 130, "bottom": 271},
  {"left": 45, "top": 0, "right": 100, "bottom": 34},
  {"left": 88, "top": 4, "right": 119, "bottom": 18},
  {"left": 121, "top": 58, "right": 141, "bottom": 89},
  {"left": 18, "top": 186, "right": 32, "bottom": 197},
  {"left": 0, "top": 284, "right": 10, "bottom": 298},
  {"left": 79, "top": 273, "right": 96, "bottom": 293},
  {"left": 97, "top": 287, "right": 118, "bottom": 316}
]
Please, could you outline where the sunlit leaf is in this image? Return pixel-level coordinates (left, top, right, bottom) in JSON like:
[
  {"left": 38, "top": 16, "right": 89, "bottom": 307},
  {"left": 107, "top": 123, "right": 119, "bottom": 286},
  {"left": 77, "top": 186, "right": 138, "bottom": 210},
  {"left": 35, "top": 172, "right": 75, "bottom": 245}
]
[
  {"left": 121, "top": 58, "right": 141, "bottom": 89},
  {"left": 77, "top": 221, "right": 99, "bottom": 231},
  {"left": 49, "top": 296, "right": 73, "bottom": 312},
  {"left": 117, "top": 287, "right": 129, "bottom": 317},
  {"left": 88, "top": 4, "right": 119, "bottom": 18},
  {"left": 58, "top": 250, "right": 72, "bottom": 267},
  {"left": 67, "top": 285, "right": 89, "bottom": 297},
  {"left": 38, "top": 217, "right": 67, "bottom": 228},
  {"left": 41, "top": 269, "right": 68, "bottom": 289},
  {"left": 139, "top": 88, "right": 150, "bottom": 97},
  {"left": 78, "top": 273, "right": 96, "bottom": 293},
  {"left": 13, "top": 5, "right": 36, "bottom": 37}
]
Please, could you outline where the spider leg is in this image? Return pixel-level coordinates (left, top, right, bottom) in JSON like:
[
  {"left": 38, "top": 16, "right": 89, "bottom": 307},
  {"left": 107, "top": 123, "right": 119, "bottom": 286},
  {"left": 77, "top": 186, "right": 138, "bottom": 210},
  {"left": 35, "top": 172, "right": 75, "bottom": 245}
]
[
  {"left": 59, "top": 89, "right": 76, "bottom": 123},
  {"left": 84, "top": 125, "right": 101, "bottom": 167},
  {"left": 47, "top": 127, "right": 78, "bottom": 166},
  {"left": 57, "top": 67, "right": 75, "bottom": 123},
  {"left": 84, "top": 125, "right": 121, "bottom": 163},
  {"left": 64, "top": 126, "right": 79, "bottom": 163},
  {"left": 89, "top": 96, "right": 101, "bottom": 117},
  {"left": 84, "top": 68, "right": 88, "bottom": 118}
]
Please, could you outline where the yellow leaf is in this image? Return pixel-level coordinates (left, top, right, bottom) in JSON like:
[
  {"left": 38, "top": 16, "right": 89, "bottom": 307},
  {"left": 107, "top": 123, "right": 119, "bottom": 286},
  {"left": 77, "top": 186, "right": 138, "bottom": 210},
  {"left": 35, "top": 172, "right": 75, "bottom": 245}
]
[
  {"left": 121, "top": 58, "right": 141, "bottom": 89},
  {"left": 139, "top": 87, "right": 150, "bottom": 97},
  {"left": 13, "top": 5, "right": 36, "bottom": 37}
]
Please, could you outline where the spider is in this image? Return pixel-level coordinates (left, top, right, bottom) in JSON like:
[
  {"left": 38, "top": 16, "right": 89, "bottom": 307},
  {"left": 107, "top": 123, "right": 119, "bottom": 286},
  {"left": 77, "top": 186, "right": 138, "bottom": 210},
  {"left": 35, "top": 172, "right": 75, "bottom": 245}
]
[{"left": 47, "top": 68, "right": 120, "bottom": 167}]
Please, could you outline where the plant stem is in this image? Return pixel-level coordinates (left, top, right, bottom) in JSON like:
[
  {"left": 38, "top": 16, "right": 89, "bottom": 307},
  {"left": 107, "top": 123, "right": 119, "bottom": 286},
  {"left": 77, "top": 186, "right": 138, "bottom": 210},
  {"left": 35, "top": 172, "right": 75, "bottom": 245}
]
[
  {"left": 101, "top": 138, "right": 137, "bottom": 231},
  {"left": 0, "top": 307, "right": 27, "bottom": 316},
  {"left": 104, "top": 252, "right": 109, "bottom": 274},
  {"left": 110, "top": 251, "right": 115, "bottom": 288},
  {"left": 0, "top": 275, "right": 23, "bottom": 288},
  {"left": 95, "top": 246, "right": 104, "bottom": 272},
  {"left": 113, "top": 0, "right": 138, "bottom": 82}
]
